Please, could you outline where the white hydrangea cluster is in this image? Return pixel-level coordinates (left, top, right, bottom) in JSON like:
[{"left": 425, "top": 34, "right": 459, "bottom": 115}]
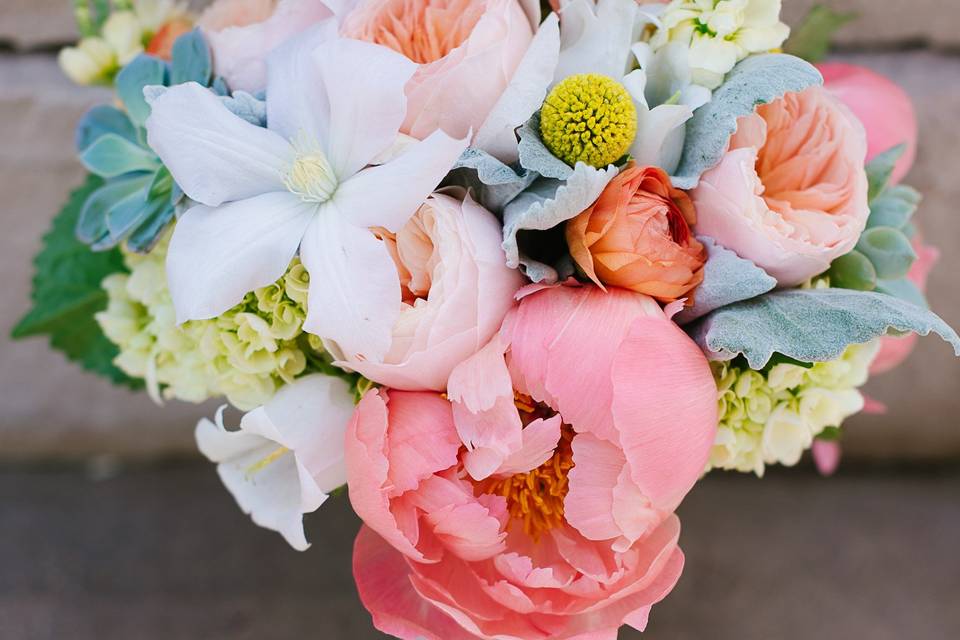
[
  {"left": 707, "top": 340, "right": 880, "bottom": 476},
  {"left": 96, "top": 235, "right": 330, "bottom": 410},
  {"left": 648, "top": 0, "right": 791, "bottom": 89}
]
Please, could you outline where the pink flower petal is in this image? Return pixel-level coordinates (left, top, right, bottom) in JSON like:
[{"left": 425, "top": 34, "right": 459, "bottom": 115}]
[{"left": 611, "top": 316, "right": 718, "bottom": 512}]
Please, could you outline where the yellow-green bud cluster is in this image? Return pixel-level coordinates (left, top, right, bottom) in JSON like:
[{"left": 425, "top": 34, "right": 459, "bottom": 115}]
[
  {"left": 708, "top": 340, "right": 880, "bottom": 476},
  {"left": 96, "top": 234, "right": 329, "bottom": 410}
]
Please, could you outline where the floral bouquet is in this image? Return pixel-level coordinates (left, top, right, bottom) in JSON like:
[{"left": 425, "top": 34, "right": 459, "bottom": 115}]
[{"left": 14, "top": 0, "right": 960, "bottom": 637}]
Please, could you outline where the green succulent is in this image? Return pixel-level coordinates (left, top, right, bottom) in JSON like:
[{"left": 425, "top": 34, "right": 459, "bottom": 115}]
[
  {"left": 827, "top": 144, "right": 924, "bottom": 306},
  {"left": 75, "top": 29, "right": 227, "bottom": 253}
]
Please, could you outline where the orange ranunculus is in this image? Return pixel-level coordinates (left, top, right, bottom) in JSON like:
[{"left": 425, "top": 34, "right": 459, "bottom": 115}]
[
  {"left": 145, "top": 18, "right": 194, "bottom": 60},
  {"left": 566, "top": 165, "right": 706, "bottom": 304}
]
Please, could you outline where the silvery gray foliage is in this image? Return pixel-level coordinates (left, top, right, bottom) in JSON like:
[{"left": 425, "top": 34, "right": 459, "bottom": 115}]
[
  {"left": 446, "top": 148, "right": 538, "bottom": 214},
  {"left": 501, "top": 165, "right": 617, "bottom": 283},
  {"left": 516, "top": 113, "right": 574, "bottom": 180},
  {"left": 688, "top": 288, "right": 960, "bottom": 369},
  {"left": 145, "top": 87, "right": 267, "bottom": 128},
  {"left": 671, "top": 54, "right": 823, "bottom": 189},
  {"left": 674, "top": 237, "right": 777, "bottom": 325}
]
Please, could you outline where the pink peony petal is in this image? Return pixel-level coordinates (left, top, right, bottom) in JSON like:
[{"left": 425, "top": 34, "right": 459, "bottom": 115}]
[
  {"left": 353, "top": 526, "right": 481, "bottom": 640},
  {"left": 611, "top": 316, "right": 718, "bottom": 512}
]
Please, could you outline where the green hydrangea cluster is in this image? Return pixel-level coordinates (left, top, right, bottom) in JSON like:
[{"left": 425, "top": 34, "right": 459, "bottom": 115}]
[
  {"left": 96, "top": 234, "right": 336, "bottom": 410},
  {"left": 708, "top": 340, "right": 880, "bottom": 476}
]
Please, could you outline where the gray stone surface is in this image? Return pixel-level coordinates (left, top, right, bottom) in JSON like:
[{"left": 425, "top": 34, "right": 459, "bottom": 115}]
[
  {"left": 0, "top": 55, "right": 205, "bottom": 461},
  {"left": 783, "top": 0, "right": 960, "bottom": 49},
  {"left": 0, "top": 50, "right": 959, "bottom": 461},
  {"left": 0, "top": 464, "right": 957, "bottom": 639},
  {"left": 3, "top": 1, "right": 960, "bottom": 50}
]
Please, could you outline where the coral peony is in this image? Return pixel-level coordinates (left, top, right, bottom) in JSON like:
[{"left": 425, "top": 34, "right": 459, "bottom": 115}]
[
  {"left": 347, "top": 285, "right": 717, "bottom": 639},
  {"left": 819, "top": 62, "right": 918, "bottom": 185},
  {"left": 692, "top": 85, "right": 869, "bottom": 286},
  {"left": 342, "top": 0, "right": 538, "bottom": 140},
  {"left": 198, "top": 0, "right": 337, "bottom": 93},
  {"left": 567, "top": 164, "right": 706, "bottom": 304},
  {"left": 328, "top": 192, "right": 524, "bottom": 391},
  {"left": 145, "top": 18, "right": 194, "bottom": 60}
]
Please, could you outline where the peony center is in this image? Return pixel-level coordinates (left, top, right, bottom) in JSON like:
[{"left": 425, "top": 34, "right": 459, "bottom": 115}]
[
  {"left": 540, "top": 73, "right": 637, "bottom": 169},
  {"left": 480, "top": 394, "right": 575, "bottom": 540}
]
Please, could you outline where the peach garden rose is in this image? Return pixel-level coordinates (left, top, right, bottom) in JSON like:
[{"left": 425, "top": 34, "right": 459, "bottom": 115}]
[
  {"left": 341, "top": 0, "right": 537, "bottom": 140},
  {"left": 692, "top": 85, "right": 870, "bottom": 286},
  {"left": 198, "top": 0, "right": 337, "bottom": 93},
  {"left": 327, "top": 191, "right": 524, "bottom": 391},
  {"left": 567, "top": 164, "right": 707, "bottom": 304}
]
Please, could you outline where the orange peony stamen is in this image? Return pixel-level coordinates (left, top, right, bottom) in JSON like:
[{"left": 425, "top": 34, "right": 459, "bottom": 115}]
[{"left": 478, "top": 394, "right": 575, "bottom": 540}]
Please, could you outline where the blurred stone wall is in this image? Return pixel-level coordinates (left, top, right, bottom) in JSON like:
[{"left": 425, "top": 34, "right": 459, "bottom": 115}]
[{"left": 1, "top": 0, "right": 959, "bottom": 461}]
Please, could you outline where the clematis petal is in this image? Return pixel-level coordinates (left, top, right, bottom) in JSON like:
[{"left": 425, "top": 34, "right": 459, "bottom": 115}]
[
  {"left": 300, "top": 206, "right": 401, "bottom": 362},
  {"left": 166, "top": 192, "right": 315, "bottom": 323},
  {"left": 334, "top": 128, "right": 469, "bottom": 233},
  {"left": 259, "top": 374, "right": 357, "bottom": 492},
  {"left": 312, "top": 37, "right": 418, "bottom": 179},
  {"left": 265, "top": 20, "right": 339, "bottom": 144},
  {"left": 145, "top": 82, "right": 292, "bottom": 206}
]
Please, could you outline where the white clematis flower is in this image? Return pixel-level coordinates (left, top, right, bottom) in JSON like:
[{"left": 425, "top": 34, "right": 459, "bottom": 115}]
[
  {"left": 196, "top": 374, "right": 356, "bottom": 551},
  {"left": 145, "top": 24, "right": 469, "bottom": 362}
]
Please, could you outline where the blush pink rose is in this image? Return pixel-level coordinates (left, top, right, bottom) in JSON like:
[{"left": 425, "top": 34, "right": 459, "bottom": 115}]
[
  {"left": 198, "top": 0, "right": 337, "bottom": 93},
  {"left": 341, "top": 0, "right": 537, "bottom": 139},
  {"left": 347, "top": 285, "right": 718, "bottom": 639},
  {"left": 870, "top": 237, "right": 940, "bottom": 375},
  {"left": 328, "top": 192, "right": 524, "bottom": 391},
  {"left": 692, "top": 86, "right": 870, "bottom": 286},
  {"left": 819, "top": 62, "right": 918, "bottom": 185}
]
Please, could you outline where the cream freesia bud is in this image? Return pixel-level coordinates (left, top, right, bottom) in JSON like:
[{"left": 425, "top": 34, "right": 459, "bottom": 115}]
[
  {"left": 58, "top": 37, "right": 116, "bottom": 85},
  {"left": 650, "top": 0, "right": 790, "bottom": 89},
  {"left": 102, "top": 11, "right": 146, "bottom": 65}
]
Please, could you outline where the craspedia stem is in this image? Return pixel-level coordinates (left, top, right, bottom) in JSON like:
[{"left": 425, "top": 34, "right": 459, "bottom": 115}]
[{"left": 540, "top": 73, "right": 638, "bottom": 169}]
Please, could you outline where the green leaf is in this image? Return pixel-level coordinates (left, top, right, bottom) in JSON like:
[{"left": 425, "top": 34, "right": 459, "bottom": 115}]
[
  {"left": 828, "top": 250, "right": 877, "bottom": 291},
  {"left": 784, "top": 5, "right": 858, "bottom": 63},
  {"left": 116, "top": 55, "right": 168, "bottom": 127},
  {"left": 688, "top": 288, "right": 960, "bottom": 369},
  {"left": 12, "top": 175, "right": 142, "bottom": 389},
  {"left": 79, "top": 133, "right": 159, "bottom": 178},
  {"left": 856, "top": 226, "right": 917, "bottom": 280},
  {"left": 867, "top": 184, "right": 921, "bottom": 230},
  {"left": 672, "top": 54, "right": 823, "bottom": 189},
  {"left": 170, "top": 29, "right": 212, "bottom": 86},
  {"left": 866, "top": 144, "right": 906, "bottom": 202}
]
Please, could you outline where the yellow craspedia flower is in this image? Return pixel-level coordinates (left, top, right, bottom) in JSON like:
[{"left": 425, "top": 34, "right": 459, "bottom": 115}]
[{"left": 540, "top": 74, "right": 637, "bottom": 169}]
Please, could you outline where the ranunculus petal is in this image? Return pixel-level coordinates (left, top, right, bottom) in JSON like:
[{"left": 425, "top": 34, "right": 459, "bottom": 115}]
[
  {"left": 145, "top": 82, "right": 292, "bottom": 206},
  {"left": 335, "top": 128, "right": 469, "bottom": 233},
  {"left": 300, "top": 207, "right": 402, "bottom": 362},
  {"left": 166, "top": 192, "right": 315, "bottom": 322}
]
